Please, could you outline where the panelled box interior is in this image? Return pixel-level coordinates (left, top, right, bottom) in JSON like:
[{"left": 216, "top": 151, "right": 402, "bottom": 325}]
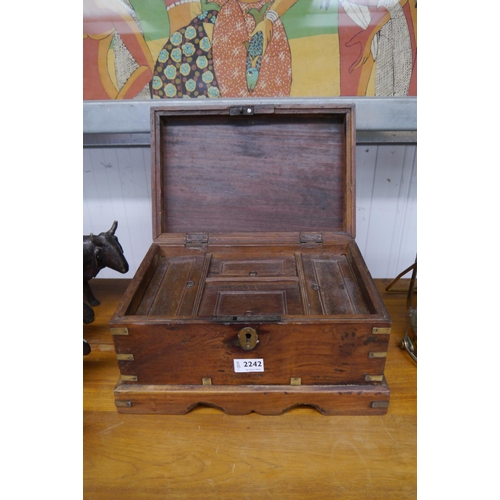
[{"left": 110, "top": 101, "right": 392, "bottom": 415}]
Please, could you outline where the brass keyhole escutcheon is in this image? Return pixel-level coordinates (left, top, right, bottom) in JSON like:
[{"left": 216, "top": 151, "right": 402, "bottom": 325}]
[{"left": 237, "top": 327, "right": 259, "bottom": 350}]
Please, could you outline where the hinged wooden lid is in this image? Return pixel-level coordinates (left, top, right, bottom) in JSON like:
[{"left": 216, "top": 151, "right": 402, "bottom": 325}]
[{"left": 151, "top": 99, "right": 355, "bottom": 244}]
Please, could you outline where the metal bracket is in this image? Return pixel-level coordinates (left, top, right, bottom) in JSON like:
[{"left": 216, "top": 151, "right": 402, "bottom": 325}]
[
  {"left": 185, "top": 233, "right": 209, "bottom": 248},
  {"left": 110, "top": 327, "right": 129, "bottom": 336},
  {"left": 215, "top": 315, "right": 281, "bottom": 323},
  {"left": 372, "top": 327, "right": 391, "bottom": 335},
  {"left": 230, "top": 106, "right": 254, "bottom": 116},
  {"left": 300, "top": 233, "right": 323, "bottom": 247},
  {"left": 371, "top": 401, "right": 390, "bottom": 409},
  {"left": 116, "top": 354, "right": 134, "bottom": 361},
  {"left": 368, "top": 352, "right": 387, "bottom": 359},
  {"left": 115, "top": 400, "right": 132, "bottom": 408}
]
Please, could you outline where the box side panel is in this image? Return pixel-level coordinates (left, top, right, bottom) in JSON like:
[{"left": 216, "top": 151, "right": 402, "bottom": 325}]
[
  {"left": 346, "top": 240, "right": 390, "bottom": 320},
  {"left": 112, "top": 322, "right": 389, "bottom": 386}
]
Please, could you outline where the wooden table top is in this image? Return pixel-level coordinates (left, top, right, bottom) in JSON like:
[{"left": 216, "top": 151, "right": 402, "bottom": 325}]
[{"left": 84, "top": 278, "right": 416, "bottom": 499}]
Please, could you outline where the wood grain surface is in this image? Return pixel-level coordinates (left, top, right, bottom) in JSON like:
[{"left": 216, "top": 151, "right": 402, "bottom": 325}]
[
  {"left": 84, "top": 278, "right": 416, "bottom": 499},
  {"left": 151, "top": 105, "right": 356, "bottom": 240}
]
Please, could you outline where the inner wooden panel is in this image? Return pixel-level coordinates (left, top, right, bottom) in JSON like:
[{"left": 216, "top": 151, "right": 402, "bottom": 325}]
[
  {"left": 134, "top": 254, "right": 209, "bottom": 316},
  {"left": 198, "top": 282, "right": 303, "bottom": 317},
  {"left": 160, "top": 114, "right": 346, "bottom": 234},
  {"left": 299, "top": 254, "right": 372, "bottom": 315},
  {"left": 208, "top": 254, "right": 297, "bottom": 278},
  {"left": 128, "top": 246, "right": 376, "bottom": 317}
]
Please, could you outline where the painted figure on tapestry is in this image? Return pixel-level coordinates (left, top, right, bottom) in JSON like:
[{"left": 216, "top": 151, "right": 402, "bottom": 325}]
[
  {"left": 83, "top": 0, "right": 417, "bottom": 99},
  {"left": 151, "top": 0, "right": 221, "bottom": 98},
  {"left": 337, "top": 0, "right": 416, "bottom": 96},
  {"left": 151, "top": 0, "right": 297, "bottom": 98},
  {"left": 211, "top": 0, "right": 297, "bottom": 97},
  {"left": 83, "top": 0, "right": 155, "bottom": 100}
]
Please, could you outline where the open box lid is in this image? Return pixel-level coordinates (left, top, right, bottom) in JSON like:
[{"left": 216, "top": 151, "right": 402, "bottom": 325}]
[{"left": 151, "top": 99, "right": 355, "bottom": 245}]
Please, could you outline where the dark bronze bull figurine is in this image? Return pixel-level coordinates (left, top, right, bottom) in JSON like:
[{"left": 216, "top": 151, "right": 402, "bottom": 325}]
[{"left": 83, "top": 220, "right": 129, "bottom": 323}]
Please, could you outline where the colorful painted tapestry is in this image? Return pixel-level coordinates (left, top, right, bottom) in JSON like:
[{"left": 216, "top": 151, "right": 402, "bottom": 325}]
[{"left": 83, "top": 0, "right": 417, "bottom": 100}]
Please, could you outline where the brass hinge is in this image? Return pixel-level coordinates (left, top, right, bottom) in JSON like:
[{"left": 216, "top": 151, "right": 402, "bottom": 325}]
[
  {"left": 300, "top": 233, "right": 323, "bottom": 247},
  {"left": 365, "top": 374, "right": 384, "bottom": 382},
  {"left": 185, "top": 233, "right": 209, "bottom": 248},
  {"left": 202, "top": 377, "right": 212, "bottom": 386},
  {"left": 290, "top": 377, "right": 302, "bottom": 386},
  {"left": 121, "top": 375, "right": 138, "bottom": 382}
]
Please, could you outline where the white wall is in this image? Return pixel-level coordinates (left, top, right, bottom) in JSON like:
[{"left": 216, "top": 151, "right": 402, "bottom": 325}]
[
  {"left": 356, "top": 144, "right": 417, "bottom": 278},
  {"left": 83, "top": 144, "right": 416, "bottom": 279}
]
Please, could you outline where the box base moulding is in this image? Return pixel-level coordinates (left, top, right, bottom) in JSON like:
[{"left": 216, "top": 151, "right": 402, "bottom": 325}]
[{"left": 114, "top": 378, "right": 390, "bottom": 416}]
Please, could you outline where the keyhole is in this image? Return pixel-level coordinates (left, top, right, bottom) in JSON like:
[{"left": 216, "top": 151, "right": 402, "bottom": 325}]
[{"left": 238, "top": 327, "right": 258, "bottom": 350}]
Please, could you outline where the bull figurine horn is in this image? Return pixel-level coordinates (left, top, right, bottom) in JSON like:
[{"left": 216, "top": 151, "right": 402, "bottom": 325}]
[{"left": 108, "top": 221, "right": 118, "bottom": 235}]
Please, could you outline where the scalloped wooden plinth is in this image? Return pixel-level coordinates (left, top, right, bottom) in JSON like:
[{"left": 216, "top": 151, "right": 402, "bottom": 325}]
[{"left": 114, "top": 379, "right": 390, "bottom": 416}]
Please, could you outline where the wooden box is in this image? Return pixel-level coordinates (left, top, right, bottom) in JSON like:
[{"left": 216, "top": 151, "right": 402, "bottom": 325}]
[{"left": 110, "top": 100, "right": 391, "bottom": 415}]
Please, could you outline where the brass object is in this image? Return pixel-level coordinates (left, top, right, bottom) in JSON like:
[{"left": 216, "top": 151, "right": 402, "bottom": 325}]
[
  {"left": 116, "top": 354, "right": 134, "bottom": 361},
  {"left": 372, "top": 327, "right": 391, "bottom": 334},
  {"left": 401, "top": 328, "right": 417, "bottom": 363},
  {"left": 290, "top": 377, "right": 302, "bottom": 386},
  {"left": 202, "top": 378, "right": 212, "bottom": 386},
  {"left": 365, "top": 375, "right": 384, "bottom": 382},
  {"left": 121, "top": 375, "right": 138, "bottom": 382},
  {"left": 385, "top": 261, "right": 417, "bottom": 294},
  {"left": 111, "top": 327, "right": 129, "bottom": 336},
  {"left": 401, "top": 260, "right": 417, "bottom": 363},
  {"left": 388, "top": 257, "right": 417, "bottom": 363},
  {"left": 237, "top": 327, "right": 259, "bottom": 350}
]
